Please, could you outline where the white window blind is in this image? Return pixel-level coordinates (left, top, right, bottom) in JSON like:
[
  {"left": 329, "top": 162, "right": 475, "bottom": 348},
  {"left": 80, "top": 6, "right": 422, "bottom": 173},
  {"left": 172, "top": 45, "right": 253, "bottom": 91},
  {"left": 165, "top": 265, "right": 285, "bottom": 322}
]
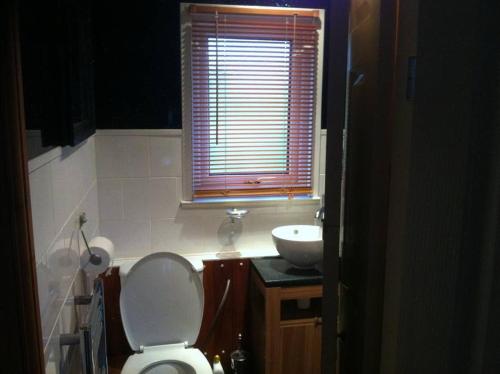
[{"left": 189, "top": 6, "right": 321, "bottom": 198}]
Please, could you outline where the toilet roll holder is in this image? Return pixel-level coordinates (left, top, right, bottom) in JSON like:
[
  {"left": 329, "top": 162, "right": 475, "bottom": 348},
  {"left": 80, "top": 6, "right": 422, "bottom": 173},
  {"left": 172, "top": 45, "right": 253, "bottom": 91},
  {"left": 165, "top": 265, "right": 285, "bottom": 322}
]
[{"left": 79, "top": 213, "right": 102, "bottom": 266}]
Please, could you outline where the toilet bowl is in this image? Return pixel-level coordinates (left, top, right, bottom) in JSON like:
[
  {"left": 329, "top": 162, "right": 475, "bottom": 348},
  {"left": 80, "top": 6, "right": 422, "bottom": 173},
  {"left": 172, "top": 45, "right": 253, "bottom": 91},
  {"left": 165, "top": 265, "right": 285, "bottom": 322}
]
[{"left": 119, "top": 252, "right": 212, "bottom": 374}]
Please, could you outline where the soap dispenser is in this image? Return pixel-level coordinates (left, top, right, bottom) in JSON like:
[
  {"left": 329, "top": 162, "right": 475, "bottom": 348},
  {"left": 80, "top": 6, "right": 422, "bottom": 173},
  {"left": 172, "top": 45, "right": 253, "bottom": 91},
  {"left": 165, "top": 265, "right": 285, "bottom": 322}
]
[{"left": 213, "top": 355, "right": 224, "bottom": 374}]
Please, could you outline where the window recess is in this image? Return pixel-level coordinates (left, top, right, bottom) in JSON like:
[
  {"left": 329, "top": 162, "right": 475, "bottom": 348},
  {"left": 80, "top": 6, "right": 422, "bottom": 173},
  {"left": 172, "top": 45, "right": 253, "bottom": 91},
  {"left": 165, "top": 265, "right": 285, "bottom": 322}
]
[{"left": 189, "top": 5, "right": 321, "bottom": 199}]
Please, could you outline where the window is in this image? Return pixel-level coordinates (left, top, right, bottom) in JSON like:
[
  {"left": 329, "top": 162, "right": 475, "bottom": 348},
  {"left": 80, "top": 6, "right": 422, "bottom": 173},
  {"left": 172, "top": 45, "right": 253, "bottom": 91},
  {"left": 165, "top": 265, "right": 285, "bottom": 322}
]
[{"left": 187, "top": 5, "right": 322, "bottom": 199}]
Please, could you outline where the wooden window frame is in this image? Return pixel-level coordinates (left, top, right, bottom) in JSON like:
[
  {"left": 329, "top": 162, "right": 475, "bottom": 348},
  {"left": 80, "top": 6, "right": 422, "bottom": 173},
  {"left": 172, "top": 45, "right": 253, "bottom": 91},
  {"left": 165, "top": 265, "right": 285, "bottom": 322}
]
[{"left": 185, "top": 4, "right": 324, "bottom": 200}]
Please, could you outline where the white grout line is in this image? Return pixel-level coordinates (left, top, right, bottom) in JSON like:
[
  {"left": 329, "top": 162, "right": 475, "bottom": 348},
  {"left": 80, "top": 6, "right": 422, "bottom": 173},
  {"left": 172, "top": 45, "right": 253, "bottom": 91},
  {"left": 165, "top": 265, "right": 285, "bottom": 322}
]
[{"left": 28, "top": 147, "right": 63, "bottom": 174}]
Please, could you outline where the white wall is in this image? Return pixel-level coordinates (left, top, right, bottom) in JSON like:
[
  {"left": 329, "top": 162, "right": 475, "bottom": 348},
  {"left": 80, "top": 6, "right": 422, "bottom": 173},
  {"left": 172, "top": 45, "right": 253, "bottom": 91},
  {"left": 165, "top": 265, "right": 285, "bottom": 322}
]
[
  {"left": 28, "top": 137, "right": 99, "bottom": 373},
  {"left": 96, "top": 130, "right": 327, "bottom": 259}
]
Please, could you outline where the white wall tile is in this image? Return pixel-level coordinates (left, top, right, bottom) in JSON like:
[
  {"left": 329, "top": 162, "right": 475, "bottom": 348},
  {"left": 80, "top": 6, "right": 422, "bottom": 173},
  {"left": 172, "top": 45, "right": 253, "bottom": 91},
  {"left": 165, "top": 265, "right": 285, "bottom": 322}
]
[
  {"left": 43, "top": 213, "right": 81, "bottom": 341},
  {"left": 236, "top": 214, "right": 280, "bottom": 251},
  {"left": 97, "top": 179, "right": 123, "bottom": 221},
  {"left": 284, "top": 202, "right": 319, "bottom": 218},
  {"left": 51, "top": 149, "right": 80, "bottom": 231},
  {"left": 149, "top": 178, "right": 180, "bottom": 219},
  {"left": 50, "top": 141, "right": 95, "bottom": 231},
  {"left": 151, "top": 219, "right": 204, "bottom": 254},
  {"left": 122, "top": 179, "right": 149, "bottom": 220},
  {"left": 73, "top": 137, "right": 96, "bottom": 195},
  {"left": 150, "top": 137, "right": 182, "bottom": 177},
  {"left": 80, "top": 182, "right": 100, "bottom": 243},
  {"left": 43, "top": 271, "right": 86, "bottom": 373},
  {"left": 100, "top": 219, "right": 151, "bottom": 257},
  {"left": 44, "top": 333, "right": 61, "bottom": 374},
  {"left": 95, "top": 136, "right": 120, "bottom": 178},
  {"left": 36, "top": 258, "right": 59, "bottom": 343},
  {"left": 57, "top": 276, "right": 83, "bottom": 366},
  {"left": 96, "top": 136, "right": 149, "bottom": 178},
  {"left": 95, "top": 130, "right": 327, "bottom": 259},
  {"left": 78, "top": 140, "right": 96, "bottom": 203},
  {"left": 29, "top": 137, "right": 98, "bottom": 368},
  {"left": 29, "top": 164, "right": 56, "bottom": 263}
]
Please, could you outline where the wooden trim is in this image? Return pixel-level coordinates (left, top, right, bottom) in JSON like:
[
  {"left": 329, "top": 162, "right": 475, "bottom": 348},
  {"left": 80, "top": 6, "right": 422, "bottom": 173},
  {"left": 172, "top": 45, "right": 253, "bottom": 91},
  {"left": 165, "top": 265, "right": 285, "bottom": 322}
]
[
  {"left": 264, "top": 287, "right": 282, "bottom": 374},
  {"left": 0, "top": 0, "right": 45, "bottom": 372},
  {"left": 280, "top": 285, "right": 323, "bottom": 300},
  {"left": 189, "top": 5, "right": 320, "bottom": 18},
  {"left": 280, "top": 318, "right": 319, "bottom": 327},
  {"left": 193, "top": 187, "right": 312, "bottom": 198},
  {"left": 320, "top": 0, "right": 350, "bottom": 373},
  {"left": 252, "top": 270, "right": 267, "bottom": 295},
  {"left": 251, "top": 271, "right": 323, "bottom": 301}
]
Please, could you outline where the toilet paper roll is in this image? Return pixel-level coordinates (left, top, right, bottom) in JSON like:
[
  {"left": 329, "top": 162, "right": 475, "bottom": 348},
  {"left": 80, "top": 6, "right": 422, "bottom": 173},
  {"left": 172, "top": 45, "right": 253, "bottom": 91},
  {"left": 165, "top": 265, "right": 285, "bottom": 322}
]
[{"left": 81, "top": 236, "right": 114, "bottom": 274}]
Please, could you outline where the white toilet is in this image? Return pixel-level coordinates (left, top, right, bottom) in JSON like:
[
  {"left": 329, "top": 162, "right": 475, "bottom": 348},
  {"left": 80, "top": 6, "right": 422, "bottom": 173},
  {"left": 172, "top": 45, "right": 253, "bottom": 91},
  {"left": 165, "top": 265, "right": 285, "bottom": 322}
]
[{"left": 119, "top": 252, "right": 212, "bottom": 374}]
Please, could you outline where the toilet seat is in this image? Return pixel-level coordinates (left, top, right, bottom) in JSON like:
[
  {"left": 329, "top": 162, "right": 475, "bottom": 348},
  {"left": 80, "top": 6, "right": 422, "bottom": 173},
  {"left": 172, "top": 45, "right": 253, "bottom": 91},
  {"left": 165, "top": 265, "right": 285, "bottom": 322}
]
[
  {"left": 120, "top": 252, "right": 211, "bottom": 373},
  {"left": 121, "top": 344, "right": 210, "bottom": 374}
]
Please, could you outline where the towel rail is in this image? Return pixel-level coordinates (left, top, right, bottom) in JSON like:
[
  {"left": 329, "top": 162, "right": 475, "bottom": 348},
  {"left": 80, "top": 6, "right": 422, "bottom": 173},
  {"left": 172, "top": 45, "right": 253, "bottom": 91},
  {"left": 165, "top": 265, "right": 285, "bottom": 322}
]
[{"left": 60, "top": 278, "right": 108, "bottom": 373}]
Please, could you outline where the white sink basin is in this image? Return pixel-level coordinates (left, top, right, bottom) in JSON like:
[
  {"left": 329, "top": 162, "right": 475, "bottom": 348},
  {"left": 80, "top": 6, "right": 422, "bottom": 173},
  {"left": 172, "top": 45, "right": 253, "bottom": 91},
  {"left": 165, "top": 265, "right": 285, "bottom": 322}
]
[{"left": 271, "top": 225, "right": 323, "bottom": 268}]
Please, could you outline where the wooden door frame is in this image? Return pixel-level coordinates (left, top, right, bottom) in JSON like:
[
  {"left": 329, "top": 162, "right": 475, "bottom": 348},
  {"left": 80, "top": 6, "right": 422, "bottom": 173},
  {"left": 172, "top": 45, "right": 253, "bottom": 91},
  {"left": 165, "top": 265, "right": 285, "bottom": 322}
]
[
  {"left": 322, "top": 0, "right": 401, "bottom": 372},
  {"left": 321, "top": 0, "right": 350, "bottom": 373},
  {"left": 0, "top": 0, "right": 45, "bottom": 372}
]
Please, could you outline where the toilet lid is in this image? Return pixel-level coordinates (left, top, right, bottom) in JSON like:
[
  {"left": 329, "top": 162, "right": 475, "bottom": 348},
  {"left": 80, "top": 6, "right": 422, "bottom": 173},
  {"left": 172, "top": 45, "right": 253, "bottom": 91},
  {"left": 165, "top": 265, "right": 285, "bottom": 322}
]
[{"left": 120, "top": 252, "right": 204, "bottom": 351}]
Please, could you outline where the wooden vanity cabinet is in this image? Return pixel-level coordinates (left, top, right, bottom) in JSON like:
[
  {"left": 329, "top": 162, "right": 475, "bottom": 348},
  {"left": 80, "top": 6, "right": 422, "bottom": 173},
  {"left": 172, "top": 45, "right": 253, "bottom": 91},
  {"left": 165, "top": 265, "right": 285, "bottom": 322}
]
[
  {"left": 250, "top": 269, "right": 323, "bottom": 374},
  {"left": 280, "top": 318, "right": 322, "bottom": 373}
]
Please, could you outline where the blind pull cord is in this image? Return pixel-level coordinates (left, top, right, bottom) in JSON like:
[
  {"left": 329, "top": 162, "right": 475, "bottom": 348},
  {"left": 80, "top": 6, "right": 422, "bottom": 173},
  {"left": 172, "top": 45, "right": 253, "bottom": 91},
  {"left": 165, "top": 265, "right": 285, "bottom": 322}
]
[{"left": 293, "top": 14, "right": 297, "bottom": 48}]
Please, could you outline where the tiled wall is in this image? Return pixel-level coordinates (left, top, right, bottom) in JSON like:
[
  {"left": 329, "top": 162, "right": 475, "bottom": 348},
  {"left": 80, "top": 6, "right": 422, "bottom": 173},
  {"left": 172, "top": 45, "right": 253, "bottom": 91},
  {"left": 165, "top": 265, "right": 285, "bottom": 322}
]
[
  {"left": 28, "top": 129, "right": 327, "bottom": 370},
  {"left": 95, "top": 130, "right": 327, "bottom": 259},
  {"left": 28, "top": 137, "right": 99, "bottom": 373}
]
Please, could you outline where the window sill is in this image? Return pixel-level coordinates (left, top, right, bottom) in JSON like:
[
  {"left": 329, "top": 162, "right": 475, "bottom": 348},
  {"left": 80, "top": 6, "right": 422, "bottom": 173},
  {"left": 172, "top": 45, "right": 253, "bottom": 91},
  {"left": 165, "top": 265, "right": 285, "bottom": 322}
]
[{"left": 180, "top": 195, "right": 321, "bottom": 209}]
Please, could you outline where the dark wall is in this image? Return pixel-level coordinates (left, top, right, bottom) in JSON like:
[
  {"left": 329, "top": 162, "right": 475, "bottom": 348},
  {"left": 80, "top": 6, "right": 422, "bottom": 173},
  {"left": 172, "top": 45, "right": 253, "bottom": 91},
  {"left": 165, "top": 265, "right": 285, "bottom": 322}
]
[{"left": 92, "top": 0, "right": 330, "bottom": 129}]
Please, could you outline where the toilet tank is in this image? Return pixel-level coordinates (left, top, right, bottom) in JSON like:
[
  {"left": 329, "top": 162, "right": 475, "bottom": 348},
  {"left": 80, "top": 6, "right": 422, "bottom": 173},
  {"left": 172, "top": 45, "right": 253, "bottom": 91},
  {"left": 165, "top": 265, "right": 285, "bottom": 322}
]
[{"left": 118, "top": 255, "right": 205, "bottom": 287}]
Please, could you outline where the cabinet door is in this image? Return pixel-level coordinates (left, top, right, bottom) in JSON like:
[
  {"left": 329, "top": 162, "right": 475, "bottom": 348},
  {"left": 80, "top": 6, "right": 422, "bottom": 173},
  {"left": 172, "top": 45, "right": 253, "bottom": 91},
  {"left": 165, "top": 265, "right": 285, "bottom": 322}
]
[
  {"left": 20, "top": 0, "right": 95, "bottom": 157},
  {"left": 59, "top": 0, "right": 96, "bottom": 146},
  {"left": 195, "top": 259, "right": 251, "bottom": 371},
  {"left": 279, "top": 319, "right": 322, "bottom": 374},
  {"left": 312, "top": 319, "right": 322, "bottom": 373}
]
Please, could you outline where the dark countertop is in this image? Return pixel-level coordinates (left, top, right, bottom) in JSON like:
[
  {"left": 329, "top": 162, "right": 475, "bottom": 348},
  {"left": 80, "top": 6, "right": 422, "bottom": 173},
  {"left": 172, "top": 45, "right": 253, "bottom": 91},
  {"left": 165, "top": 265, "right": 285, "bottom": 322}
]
[{"left": 251, "top": 257, "right": 323, "bottom": 287}]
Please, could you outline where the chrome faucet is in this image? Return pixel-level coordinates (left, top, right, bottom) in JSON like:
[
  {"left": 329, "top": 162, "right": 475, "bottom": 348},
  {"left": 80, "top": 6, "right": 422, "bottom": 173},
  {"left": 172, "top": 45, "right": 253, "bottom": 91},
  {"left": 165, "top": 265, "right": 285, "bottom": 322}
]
[
  {"left": 315, "top": 195, "right": 325, "bottom": 224},
  {"left": 315, "top": 206, "right": 325, "bottom": 223},
  {"left": 226, "top": 208, "right": 249, "bottom": 223}
]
